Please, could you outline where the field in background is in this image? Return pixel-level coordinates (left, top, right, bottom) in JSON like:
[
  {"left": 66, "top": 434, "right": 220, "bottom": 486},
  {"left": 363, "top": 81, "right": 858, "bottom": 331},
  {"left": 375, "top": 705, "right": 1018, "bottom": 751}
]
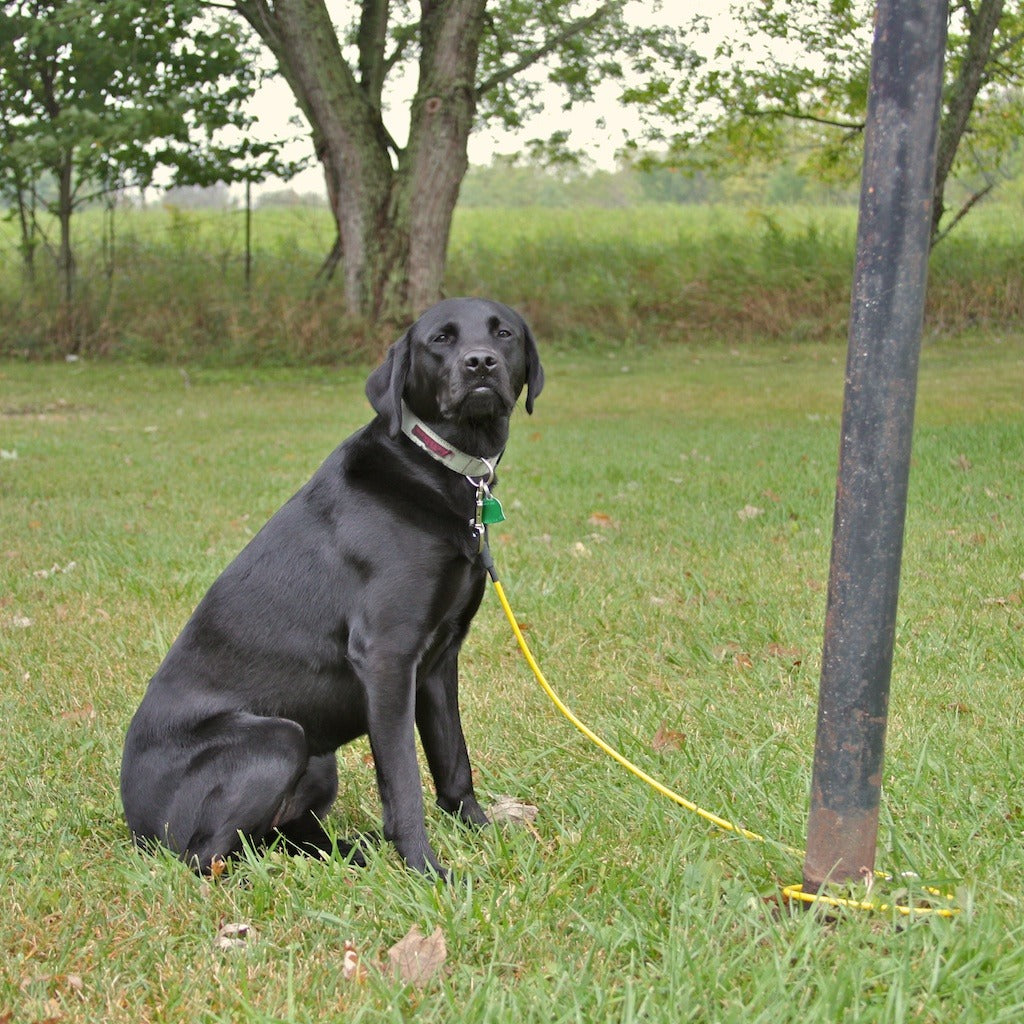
[
  {"left": 1, "top": 201, "right": 1022, "bottom": 361},
  {"left": 2, "top": 337, "right": 1023, "bottom": 1022}
]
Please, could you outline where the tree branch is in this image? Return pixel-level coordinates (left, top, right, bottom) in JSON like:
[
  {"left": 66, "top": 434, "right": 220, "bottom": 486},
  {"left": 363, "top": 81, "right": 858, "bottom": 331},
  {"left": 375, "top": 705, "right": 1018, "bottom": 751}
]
[
  {"left": 474, "top": 1, "right": 621, "bottom": 100},
  {"left": 990, "top": 28, "right": 1024, "bottom": 62},
  {"left": 933, "top": 0, "right": 1004, "bottom": 234},
  {"left": 357, "top": 0, "right": 390, "bottom": 109},
  {"left": 932, "top": 181, "right": 995, "bottom": 246},
  {"left": 743, "top": 107, "right": 865, "bottom": 133}
]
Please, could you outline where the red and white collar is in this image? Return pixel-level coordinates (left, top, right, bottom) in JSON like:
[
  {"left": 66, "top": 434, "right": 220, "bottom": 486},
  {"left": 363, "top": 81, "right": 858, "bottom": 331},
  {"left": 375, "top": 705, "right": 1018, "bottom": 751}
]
[{"left": 400, "top": 403, "right": 498, "bottom": 481}]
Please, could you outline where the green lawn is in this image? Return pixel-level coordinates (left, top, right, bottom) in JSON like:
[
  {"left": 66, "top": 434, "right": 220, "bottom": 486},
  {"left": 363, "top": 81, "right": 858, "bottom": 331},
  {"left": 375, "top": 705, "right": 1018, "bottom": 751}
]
[{"left": 2, "top": 333, "right": 1023, "bottom": 1022}]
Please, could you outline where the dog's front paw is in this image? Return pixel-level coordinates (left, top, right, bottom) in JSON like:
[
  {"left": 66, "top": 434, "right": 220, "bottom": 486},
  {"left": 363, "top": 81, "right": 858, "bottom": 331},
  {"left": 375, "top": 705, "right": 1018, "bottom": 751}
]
[
  {"left": 438, "top": 794, "right": 489, "bottom": 828},
  {"left": 458, "top": 800, "right": 490, "bottom": 828},
  {"left": 394, "top": 837, "right": 449, "bottom": 880}
]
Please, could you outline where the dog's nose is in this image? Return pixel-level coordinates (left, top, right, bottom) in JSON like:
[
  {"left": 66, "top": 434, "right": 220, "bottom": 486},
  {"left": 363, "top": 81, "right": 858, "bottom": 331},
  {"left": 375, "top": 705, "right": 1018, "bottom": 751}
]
[{"left": 463, "top": 350, "right": 499, "bottom": 375}]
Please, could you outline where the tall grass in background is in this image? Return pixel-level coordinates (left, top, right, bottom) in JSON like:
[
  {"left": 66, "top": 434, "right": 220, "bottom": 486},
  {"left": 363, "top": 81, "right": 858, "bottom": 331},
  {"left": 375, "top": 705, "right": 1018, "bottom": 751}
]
[{"left": 1, "top": 201, "right": 1021, "bottom": 362}]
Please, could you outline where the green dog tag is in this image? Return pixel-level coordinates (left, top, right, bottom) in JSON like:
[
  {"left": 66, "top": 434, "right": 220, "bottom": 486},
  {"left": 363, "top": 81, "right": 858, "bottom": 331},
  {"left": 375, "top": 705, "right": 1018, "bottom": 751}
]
[{"left": 481, "top": 494, "right": 506, "bottom": 525}]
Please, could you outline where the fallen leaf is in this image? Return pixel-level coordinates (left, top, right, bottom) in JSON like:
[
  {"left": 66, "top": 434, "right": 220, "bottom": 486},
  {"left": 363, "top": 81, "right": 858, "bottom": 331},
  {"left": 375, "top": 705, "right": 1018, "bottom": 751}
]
[
  {"left": 214, "top": 921, "right": 252, "bottom": 951},
  {"left": 32, "top": 561, "right": 77, "bottom": 579},
  {"left": 488, "top": 795, "right": 539, "bottom": 824},
  {"left": 388, "top": 925, "right": 446, "bottom": 988},
  {"left": 60, "top": 704, "right": 96, "bottom": 723},
  {"left": 651, "top": 722, "right": 686, "bottom": 752},
  {"left": 766, "top": 643, "right": 803, "bottom": 666},
  {"left": 733, "top": 652, "right": 753, "bottom": 670},
  {"left": 952, "top": 453, "right": 972, "bottom": 471},
  {"left": 943, "top": 702, "right": 973, "bottom": 715},
  {"left": 342, "top": 939, "right": 367, "bottom": 983},
  {"left": 737, "top": 505, "right": 764, "bottom": 521},
  {"left": 587, "top": 512, "right": 616, "bottom": 528}
]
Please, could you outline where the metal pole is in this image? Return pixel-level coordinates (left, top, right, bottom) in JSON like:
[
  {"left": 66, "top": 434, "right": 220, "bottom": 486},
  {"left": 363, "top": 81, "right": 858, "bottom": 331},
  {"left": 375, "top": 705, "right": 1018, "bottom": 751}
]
[{"left": 802, "top": 0, "right": 949, "bottom": 893}]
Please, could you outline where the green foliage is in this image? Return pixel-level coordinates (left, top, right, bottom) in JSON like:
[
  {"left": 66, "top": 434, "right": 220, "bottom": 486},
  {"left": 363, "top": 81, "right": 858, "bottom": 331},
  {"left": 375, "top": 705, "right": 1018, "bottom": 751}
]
[
  {"left": 473, "top": 0, "right": 699, "bottom": 135},
  {"left": 0, "top": 0, "right": 303, "bottom": 316},
  {"left": 2, "top": 339, "right": 1023, "bottom": 1021},
  {"left": 625, "top": 1, "right": 1024, "bottom": 233},
  {"left": 0, "top": 0, "right": 292, "bottom": 198}
]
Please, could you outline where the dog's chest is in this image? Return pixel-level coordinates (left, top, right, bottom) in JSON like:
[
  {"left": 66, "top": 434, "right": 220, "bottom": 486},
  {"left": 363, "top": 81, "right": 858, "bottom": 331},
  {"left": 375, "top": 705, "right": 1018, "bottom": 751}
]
[{"left": 415, "top": 559, "right": 486, "bottom": 670}]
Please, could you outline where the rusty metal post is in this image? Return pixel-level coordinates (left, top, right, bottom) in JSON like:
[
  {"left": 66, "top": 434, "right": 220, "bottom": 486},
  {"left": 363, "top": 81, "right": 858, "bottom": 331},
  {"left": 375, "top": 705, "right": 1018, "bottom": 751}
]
[{"left": 802, "top": 1, "right": 948, "bottom": 893}]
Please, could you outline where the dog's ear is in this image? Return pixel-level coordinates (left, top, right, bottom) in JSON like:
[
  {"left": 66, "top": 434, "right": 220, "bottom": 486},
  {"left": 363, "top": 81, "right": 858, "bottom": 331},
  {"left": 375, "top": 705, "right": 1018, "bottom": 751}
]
[
  {"left": 522, "top": 319, "right": 544, "bottom": 415},
  {"left": 365, "top": 330, "right": 411, "bottom": 436}
]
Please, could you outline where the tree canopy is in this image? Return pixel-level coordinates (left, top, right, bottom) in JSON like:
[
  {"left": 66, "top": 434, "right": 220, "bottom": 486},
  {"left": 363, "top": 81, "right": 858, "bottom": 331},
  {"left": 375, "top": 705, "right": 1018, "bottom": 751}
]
[
  {"left": 0, "top": 0, "right": 296, "bottom": 309},
  {"left": 622, "top": 0, "right": 1024, "bottom": 242},
  {"left": 232, "top": 0, "right": 695, "bottom": 320}
]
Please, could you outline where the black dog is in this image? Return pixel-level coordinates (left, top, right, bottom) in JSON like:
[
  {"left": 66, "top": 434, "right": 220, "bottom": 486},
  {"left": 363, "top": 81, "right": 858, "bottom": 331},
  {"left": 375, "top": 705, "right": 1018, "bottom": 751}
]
[{"left": 120, "top": 297, "right": 543, "bottom": 876}]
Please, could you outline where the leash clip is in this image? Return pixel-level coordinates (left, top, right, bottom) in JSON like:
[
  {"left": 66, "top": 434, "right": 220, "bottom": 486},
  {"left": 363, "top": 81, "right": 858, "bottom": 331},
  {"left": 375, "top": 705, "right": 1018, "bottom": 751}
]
[
  {"left": 471, "top": 480, "right": 487, "bottom": 548},
  {"left": 468, "top": 460, "right": 505, "bottom": 549}
]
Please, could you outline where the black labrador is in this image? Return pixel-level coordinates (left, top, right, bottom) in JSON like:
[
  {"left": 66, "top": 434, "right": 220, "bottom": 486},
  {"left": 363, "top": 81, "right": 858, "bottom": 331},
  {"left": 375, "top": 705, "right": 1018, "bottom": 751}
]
[{"left": 120, "top": 297, "right": 543, "bottom": 876}]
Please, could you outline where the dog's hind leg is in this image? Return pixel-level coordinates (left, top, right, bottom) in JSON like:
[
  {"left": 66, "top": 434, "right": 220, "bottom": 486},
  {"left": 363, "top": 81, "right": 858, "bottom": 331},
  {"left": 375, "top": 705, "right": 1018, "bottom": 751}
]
[
  {"left": 269, "top": 752, "right": 367, "bottom": 865},
  {"left": 154, "top": 713, "right": 334, "bottom": 872}
]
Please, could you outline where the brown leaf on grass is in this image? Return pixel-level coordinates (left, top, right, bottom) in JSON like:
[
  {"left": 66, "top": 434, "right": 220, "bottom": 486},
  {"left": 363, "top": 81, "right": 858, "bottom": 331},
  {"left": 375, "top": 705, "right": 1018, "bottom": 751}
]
[
  {"left": 342, "top": 939, "right": 367, "bottom": 983},
  {"left": 213, "top": 921, "right": 252, "bottom": 951},
  {"left": 60, "top": 704, "right": 95, "bottom": 723},
  {"left": 651, "top": 722, "right": 686, "bottom": 752},
  {"left": 587, "top": 512, "right": 617, "bottom": 528},
  {"left": 952, "top": 453, "right": 972, "bottom": 471},
  {"left": 943, "top": 701, "right": 973, "bottom": 715},
  {"left": 388, "top": 925, "right": 446, "bottom": 988},
  {"left": 488, "top": 795, "right": 539, "bottom": 824},
  {"left": 765, "top": 643, "right": 803, "bottom": 667}
]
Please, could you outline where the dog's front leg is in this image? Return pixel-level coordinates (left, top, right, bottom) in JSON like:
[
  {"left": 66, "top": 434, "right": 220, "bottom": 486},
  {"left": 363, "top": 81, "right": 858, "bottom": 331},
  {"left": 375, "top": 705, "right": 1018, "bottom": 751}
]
[
  {"left": 359, "top": 661, "right": 446, "bottom": 876},
  {"left": 416, "top": 644, "right": 489, "bottom": 828}
]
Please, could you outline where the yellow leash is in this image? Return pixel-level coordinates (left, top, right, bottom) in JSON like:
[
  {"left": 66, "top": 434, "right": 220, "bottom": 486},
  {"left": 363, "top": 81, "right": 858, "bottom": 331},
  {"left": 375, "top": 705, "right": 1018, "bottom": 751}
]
[{"left": 488, "top": 570, "right": 958, "bottom": 918}]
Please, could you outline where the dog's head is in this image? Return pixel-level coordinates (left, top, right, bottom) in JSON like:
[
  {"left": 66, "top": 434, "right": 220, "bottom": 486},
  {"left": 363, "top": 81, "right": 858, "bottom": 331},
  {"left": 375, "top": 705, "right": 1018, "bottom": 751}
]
[{"left": 366, "top": 298, "right": 544, "bottom": 456}]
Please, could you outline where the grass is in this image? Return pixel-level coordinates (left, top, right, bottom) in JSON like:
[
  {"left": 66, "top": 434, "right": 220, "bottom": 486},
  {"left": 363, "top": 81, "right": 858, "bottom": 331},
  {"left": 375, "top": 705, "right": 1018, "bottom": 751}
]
[
  {"left": 1, "top": 201, "right": 1022, "bottom": 360},
  {"left": 2, "top": 331, "right": 1023, "bottom": 1021}
]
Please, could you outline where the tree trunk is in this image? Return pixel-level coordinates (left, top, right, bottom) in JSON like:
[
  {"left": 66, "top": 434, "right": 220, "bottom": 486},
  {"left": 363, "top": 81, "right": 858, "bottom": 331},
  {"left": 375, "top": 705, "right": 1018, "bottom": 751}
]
[
  {"left": 55, "top": 152, "right": 75, "bottom": 307},
  {"left": 15, "top": 180, "right": 37, "bottom": 283},
  {"left": 931, "top": 0, "right": 1004, "bottom": 241},
  {"left": 401, "top": 0, "right": 484, "bottom": 314},
  {"left": 238, "top": 0, "right": 485, "bottom": 323}
]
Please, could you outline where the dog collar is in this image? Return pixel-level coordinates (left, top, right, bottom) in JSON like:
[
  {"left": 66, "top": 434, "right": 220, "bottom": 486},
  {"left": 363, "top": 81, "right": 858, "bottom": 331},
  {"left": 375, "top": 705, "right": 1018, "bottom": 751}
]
[{"left": 400, "top": 403, "right": 498, "bottom": 481}]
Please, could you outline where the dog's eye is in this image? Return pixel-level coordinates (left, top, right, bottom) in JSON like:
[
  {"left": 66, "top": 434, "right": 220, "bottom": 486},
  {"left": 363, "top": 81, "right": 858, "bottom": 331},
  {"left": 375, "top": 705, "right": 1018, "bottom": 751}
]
[
  {"left": 496, "top": 328, "right": 512, "bottom": 339},
  {"left": 431, "top": 332, "right": 451, "bottom": 345}
]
